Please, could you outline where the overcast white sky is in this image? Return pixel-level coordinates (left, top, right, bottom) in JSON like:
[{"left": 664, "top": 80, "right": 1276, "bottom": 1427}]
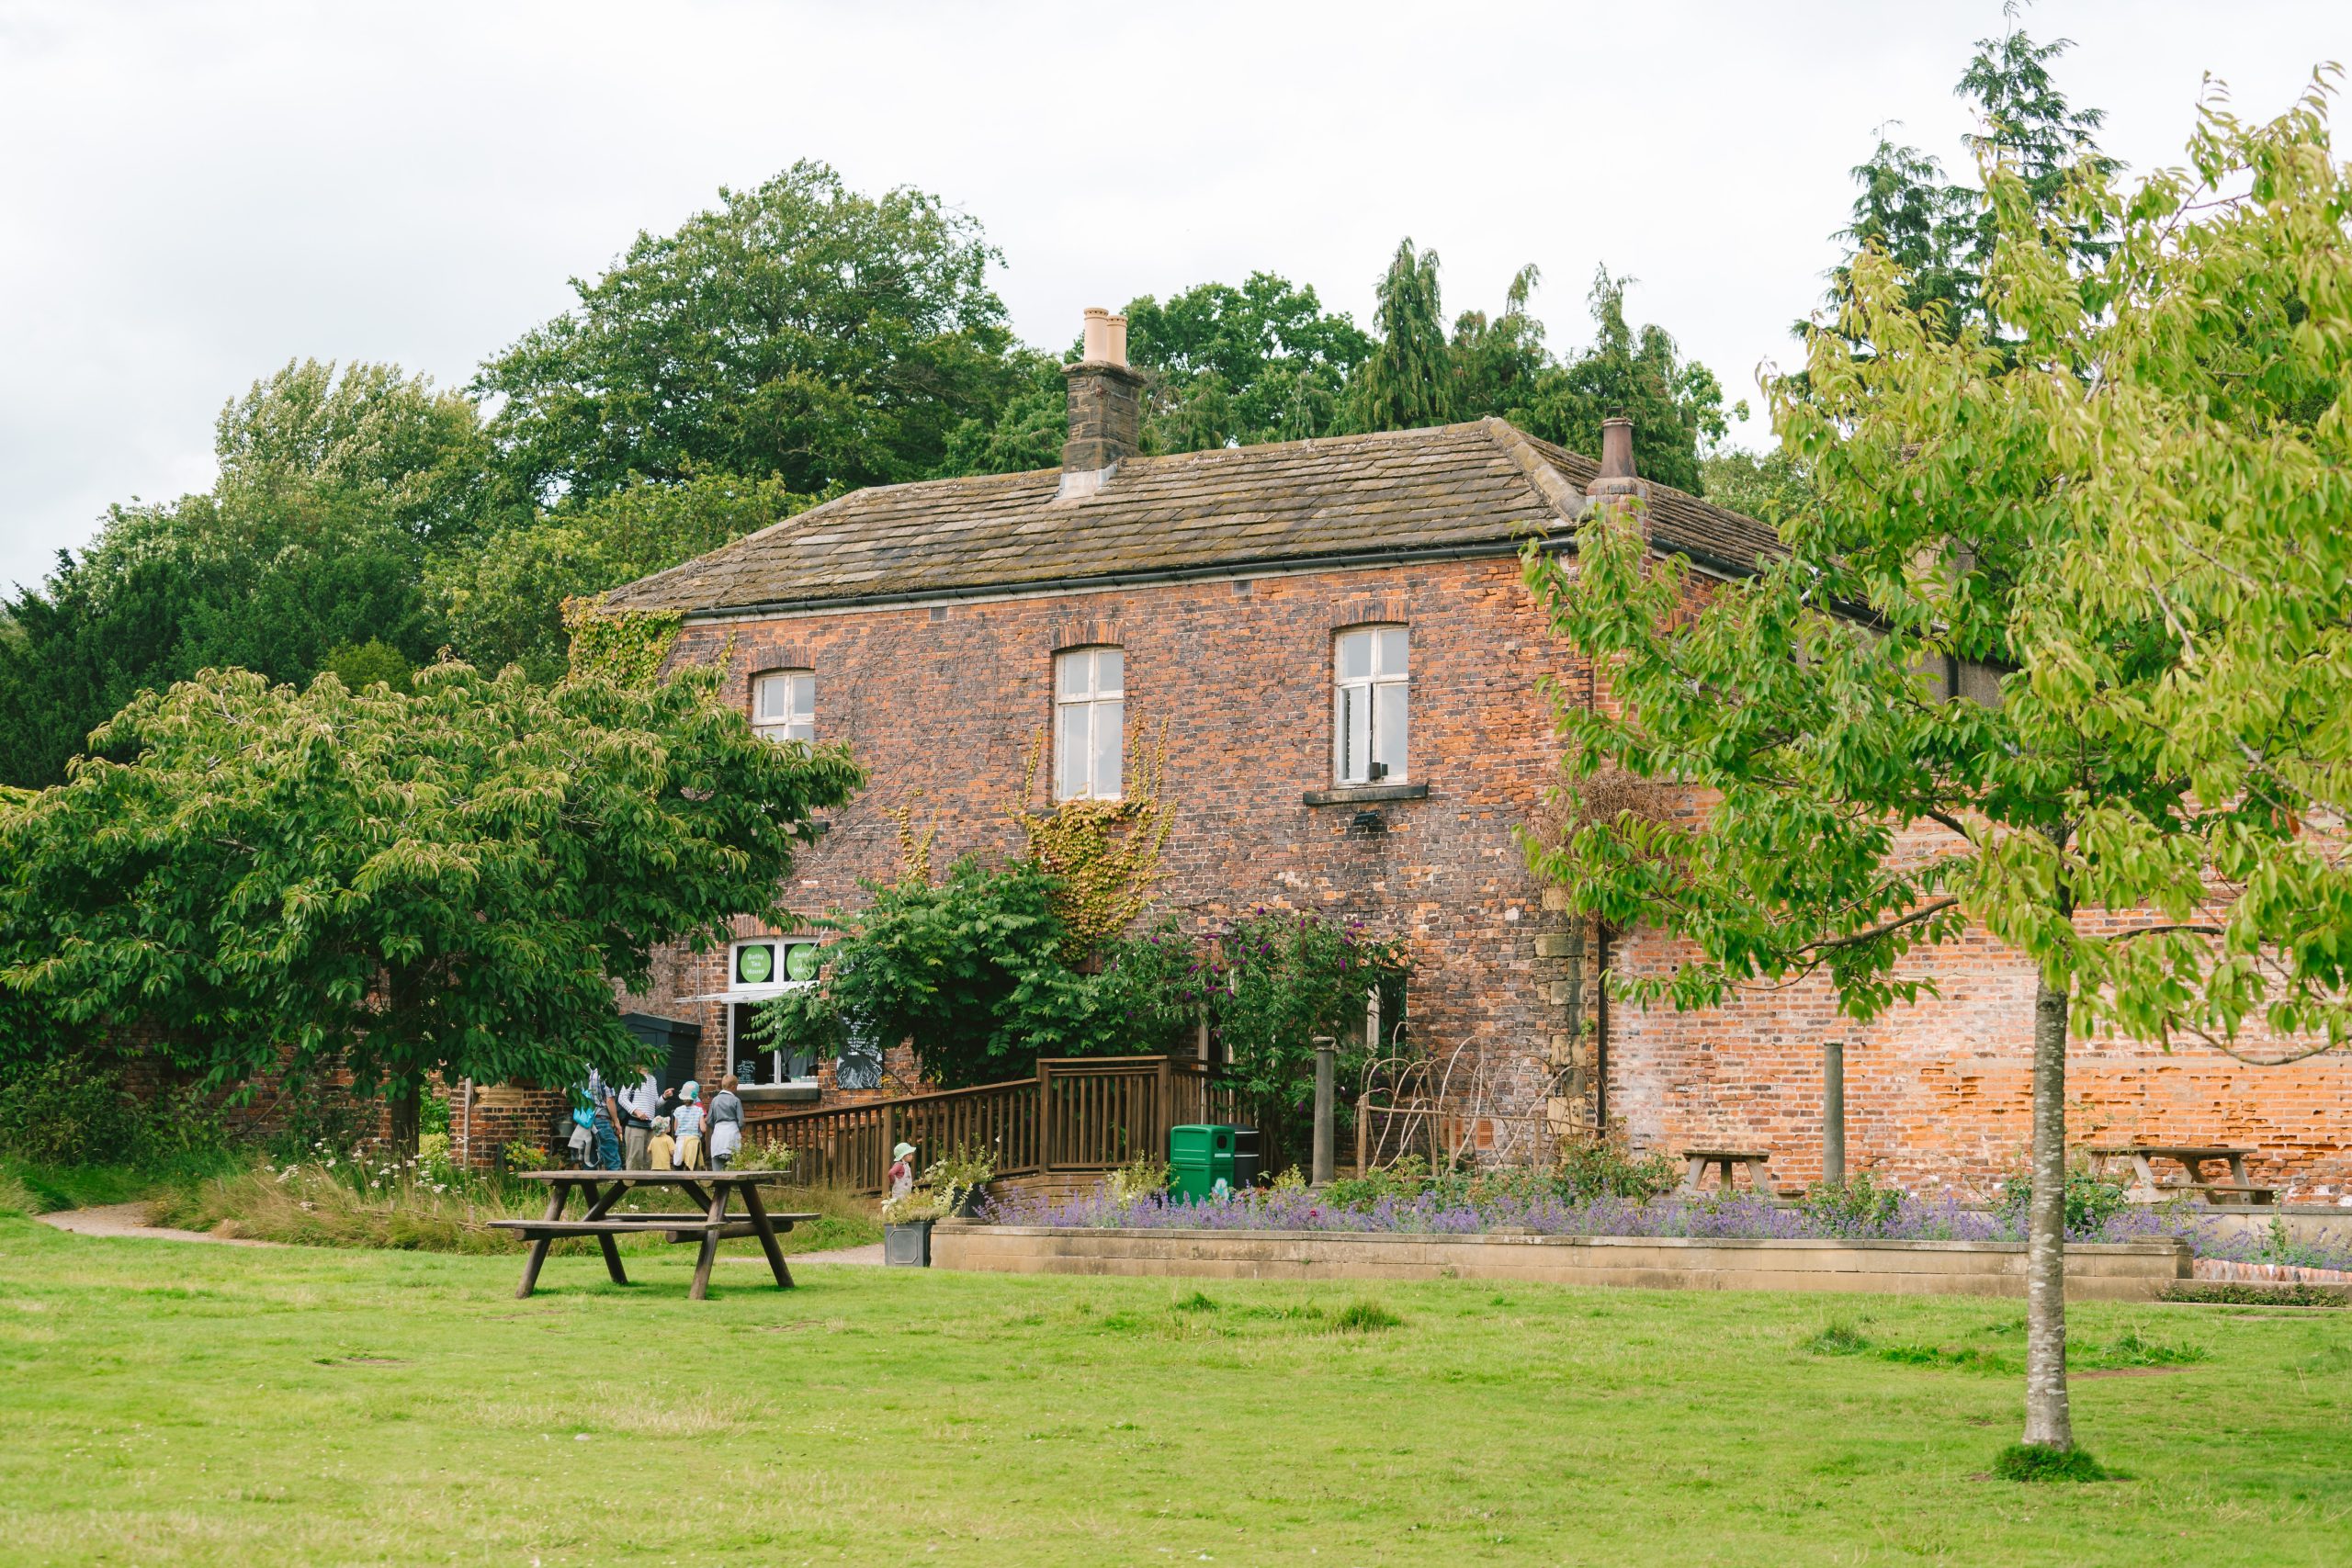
[{"left": 3, "top": 1, "right": 2346, "bottom": 592}]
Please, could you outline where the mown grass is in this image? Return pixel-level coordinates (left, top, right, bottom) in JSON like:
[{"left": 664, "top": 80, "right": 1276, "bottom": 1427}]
[{"left": 3, "top": 1217, "right": 2348, "bottom": 1565}]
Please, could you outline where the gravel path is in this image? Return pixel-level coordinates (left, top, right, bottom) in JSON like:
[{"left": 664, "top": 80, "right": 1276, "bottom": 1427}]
[
  {"left": 36, "top": 1205, "right": 885, "bottom": 1265},
  {"left": 34, "top": 1203, "right": 284, "bottom": 1247},
  {"left": 728, "top": 1242, "right": 885, "bottom": 1267}
]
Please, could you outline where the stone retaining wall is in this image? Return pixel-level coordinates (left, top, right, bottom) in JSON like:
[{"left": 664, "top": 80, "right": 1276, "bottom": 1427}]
[{"left": 933, "top": 1223, "right": 2190, "bottom": 1302}]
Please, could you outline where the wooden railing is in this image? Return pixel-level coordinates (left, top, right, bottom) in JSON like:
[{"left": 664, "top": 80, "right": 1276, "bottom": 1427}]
[{"left": 746, "top": 1055, "right": 1243, "bottom": 1193}]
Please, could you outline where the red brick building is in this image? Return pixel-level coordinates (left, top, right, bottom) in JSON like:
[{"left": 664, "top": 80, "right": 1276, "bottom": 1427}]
[{"left": 593, "top": 311, "right": 2351, "bottom": 1201}]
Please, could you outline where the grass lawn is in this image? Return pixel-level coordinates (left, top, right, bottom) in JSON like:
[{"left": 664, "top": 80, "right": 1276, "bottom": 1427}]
[{"left": 1, "top": 1215, "right": 2346, "bottom": 1566}]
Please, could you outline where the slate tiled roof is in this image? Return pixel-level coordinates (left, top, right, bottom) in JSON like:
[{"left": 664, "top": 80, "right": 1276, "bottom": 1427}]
[{"left": 605, "top": 416, "right": 1781, "bottom": 616}]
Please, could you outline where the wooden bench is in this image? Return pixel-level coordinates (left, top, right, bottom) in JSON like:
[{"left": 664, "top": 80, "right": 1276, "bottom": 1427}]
[
  {"left": 1680, "top": 1148, "right": 1776, "bottom": 1196},
  {"left": 501, "top": 1171, "right": 814, "bottom": 1300},
  {"left": 2086, "top": 1145, "right": 2275, "bottom": 1206}
]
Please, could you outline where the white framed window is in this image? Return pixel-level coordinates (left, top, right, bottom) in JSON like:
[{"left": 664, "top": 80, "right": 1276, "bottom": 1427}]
[
  {"left": 751, "top": 670, "right": 815, "bottom": 742},
  {"left": 1054, "top": 646, "right": 1125, "bottom": 802},
  {"left": 724, "top": 939, "right": 821, "bottom": 1087},
  {"left": 1334, "top": 626, "right": 1408, "bottom": 785}
]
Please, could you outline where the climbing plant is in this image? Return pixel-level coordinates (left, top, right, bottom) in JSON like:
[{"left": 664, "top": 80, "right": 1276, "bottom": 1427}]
[
  {"left": 1008, "top": 724, "right": 1173, "bottom": 962},
  {"left": 561, "top": 592, "right": 684, "bottom": 688}
]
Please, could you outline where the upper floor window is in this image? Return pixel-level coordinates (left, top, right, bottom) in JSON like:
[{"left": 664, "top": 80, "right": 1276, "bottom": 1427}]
[
  {"left": 752, "top": 670, "right": 815, "bottom": 743},
  {"left": 1334, "top": 626, "right": 1408, "bottom": 785},
  {"left": 1054, "top": 646, "right": 1124, "bottom": 801}
]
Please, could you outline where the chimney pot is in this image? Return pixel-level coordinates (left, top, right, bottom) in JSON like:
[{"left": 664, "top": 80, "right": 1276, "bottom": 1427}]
[
  {"left": 1600, "top": 416, "right": 1635, "bottom": 480},
  {"left": 1060, "top": 305, "right": 1146, "bottom": 482}
]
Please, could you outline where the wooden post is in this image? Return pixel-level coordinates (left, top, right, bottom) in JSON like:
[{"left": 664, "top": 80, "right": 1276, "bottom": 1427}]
[
  {"left": 1156, "top": 1055, "right": 1174, "bottom": 1162},
  {"left": 1037, "top": 1057, "right": 1053, "bottom": 1170},
  {"left": 1311, "top": 1036, "right": 1336, "bottom": 1187},
  {"left": 1355, "top": 1092, "right": 1369, "bottom": 1175},
  {"left": 882, "top": 1102, "right": 897, "bottom": 1192},
  {"left": 1822, "top": 1039, "right": 1846, "bottom": 1187}
]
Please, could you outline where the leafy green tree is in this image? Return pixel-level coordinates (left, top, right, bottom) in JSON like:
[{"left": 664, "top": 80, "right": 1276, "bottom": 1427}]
[
  {"left": 1514, "top": 271, "right": 1736, "bottom": 495},
  {"left": 1446, "top": 265, "right": 1551, "bottom": 426},
  {"left": 1523, "top": 81, "right": 2351, "bottom": 1458},
  {"left": 1826, "top": 16, "right": 2110, "bottom": 343},
  {"left": 752, "top": 858, "right": 1212, "bottom": 1089},
  {"left": 1210, "top": 909, "right": 1408, "bottom": 1157},
  {"left": 0, "top": 361, "right": 485, "bottom": 787},
  {"left": 0, "top": 662, "right": 862, "bottom": 1149},
  {"left": 320, "top": 638, "right": 414, "bottom": 694},
  {"left": 1123, "top": 275, "right": 1372, "bottom": 451},
  {"left": 932, "top": 351, "right": 1069, "bottom": 477},
  {"left": 478, "top": 161, "right": 1021, "bottom": 502},
  {"left": 1346, "top": 238, "right": 1454, "bottom": 433},
  {"left": 431, "top": 470, "right": 818, "bottom": 682},
  {"left": 1699, "top": 445, "right": 1816, "bottom": 530}
]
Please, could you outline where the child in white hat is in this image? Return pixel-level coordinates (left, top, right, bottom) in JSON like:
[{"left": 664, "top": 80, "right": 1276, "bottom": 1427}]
[{"left": 887, "top": 1142, "right": 917, "bottom": 1201}]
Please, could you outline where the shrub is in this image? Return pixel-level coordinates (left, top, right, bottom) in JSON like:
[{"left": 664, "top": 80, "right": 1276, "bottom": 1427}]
[
  {"left": 0, "top": 1053, "right": 141, "bottom": 1166},
  {"left": 1997, "top": 1168, "right": 2132, "bottom": 1235},
  {"left": 1555, "top": 1132, "right": 1679, "bottom": 1201},
  {"left": 2159, "top": 1281, "right": 2347, "bottom": 1307},
  {"left": 1993, "top": 1443, "right": 2109, "bottom": 1483},
  {"left": 1800, "top": 1170, "right": 1906, "bottom": 1235},
  {"left": 1106, "top": 1156, "right": 1171, "bottom": 1202}
]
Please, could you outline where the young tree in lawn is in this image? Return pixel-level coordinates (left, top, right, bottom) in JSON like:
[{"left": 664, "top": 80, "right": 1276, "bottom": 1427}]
[
  {"left": 0, "top": 662, "right": 862, "bottom": 1151},
  {"left": 1525, "top": 79, "right": 2352, "bottom": 1458}
]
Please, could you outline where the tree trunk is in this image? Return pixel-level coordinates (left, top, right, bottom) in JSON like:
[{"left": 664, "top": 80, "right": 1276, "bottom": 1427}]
[
  {"left": 389, "top": 1079, "right": 424, "bottom": 1160},
  {"left": 2020, "top": 968, "right": 2074, "bottom": 1450}
]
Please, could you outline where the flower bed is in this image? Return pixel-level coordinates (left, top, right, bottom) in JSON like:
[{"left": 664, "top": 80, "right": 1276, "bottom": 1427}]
[{"left": 977, "top": 1185, "right": 2352, "bottom": 1273}]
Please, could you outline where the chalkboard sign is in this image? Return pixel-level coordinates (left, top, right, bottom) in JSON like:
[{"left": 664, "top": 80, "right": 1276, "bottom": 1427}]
[{"left": 834, "top": 1016, "right": 884, "bottom": 1091}]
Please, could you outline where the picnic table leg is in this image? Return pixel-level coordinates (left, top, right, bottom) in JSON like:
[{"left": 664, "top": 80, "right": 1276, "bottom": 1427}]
[
  {"left": 2132, "top": 1155, "right": 2160, "bottom": 1198},
  {"left": 687, "top": 1183, "right": 728, "bottom": 1301},
  {"left": 516, "top": 1183, "right": 568, "bottom": 1300},
  {"left": 1742, "top": 1157, "right": 1771, "bottom": 1197},
  {"left": 1715, "top": 1157, "right": 1734, "bottom": 1191},
  {"left": 741, "top": 1185, "right": 796, "bottom": 1290},
  {"left": 1681, "top": 1155, "right": 1705, "bottom": 1192}
]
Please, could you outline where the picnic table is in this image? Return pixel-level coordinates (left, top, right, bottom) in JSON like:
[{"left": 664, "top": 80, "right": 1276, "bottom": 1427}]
[
  {"left": 2084, "top": 1145, "right": 2277, "bottom": 1206},
  {"left": 491, "top": 1170, "right": 816, "bottom": 1300},
  {"left": 1679, "top": 1147, "right": 1777, "bottom": 1196}
]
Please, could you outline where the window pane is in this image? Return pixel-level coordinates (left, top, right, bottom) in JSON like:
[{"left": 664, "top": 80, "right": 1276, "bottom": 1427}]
[
  {"left": 789, "top": 673, "right": 814, "bottom": 724},
  {"left": 1374, "top": 681, "right": 1408, "bottom": 781},
  {"left": 1377, "top": 626, "right": 1408, "bottom": 677},
  {"left": 1337, "top": 629, "right": 1371, "bottom": 682},
  {"left": 1057, "top": 702, "right": 1088, "bottom": 799},
  {"left": 1057, "top": 651, "right": 1089, "bottom": 700},
  {"left": 1092, "top": 697, "right": 1124, "bottom": 798},
  {"left": 1096, "top": 648, "right": 1123, "bottom": 696},
  {"left": 1340, "top": 685, "right": 1370, "bottom": 784},
  {"left": 754, "top": 675, "right": 784, "bottom": 721},
  {"left": 783, "top": 721, "right": 815, "bottom": 743}
]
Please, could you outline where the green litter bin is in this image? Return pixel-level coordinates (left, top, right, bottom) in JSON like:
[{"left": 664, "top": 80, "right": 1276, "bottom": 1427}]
[{"left": 1170, "top": 1124, "right": 1261, "bottom": 1201}]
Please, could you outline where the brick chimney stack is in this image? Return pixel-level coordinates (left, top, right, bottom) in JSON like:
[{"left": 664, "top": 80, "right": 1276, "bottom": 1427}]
[
  {"left": 1584, "top": 415, "right": 1650, "bottom": 523},
  {"left": 1060, "top": 306, "right": 1144, "bottom": 494}
]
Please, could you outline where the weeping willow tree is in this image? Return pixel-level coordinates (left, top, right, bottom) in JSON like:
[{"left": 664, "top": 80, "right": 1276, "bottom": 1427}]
[{"left": 1347, "top": 238, "right": 1453, "bottom": 433}]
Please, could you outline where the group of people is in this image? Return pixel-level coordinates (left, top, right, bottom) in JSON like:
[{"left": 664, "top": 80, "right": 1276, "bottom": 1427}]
[{"left": 569, "top": 1070, "right": 745, "bottom": 1171}]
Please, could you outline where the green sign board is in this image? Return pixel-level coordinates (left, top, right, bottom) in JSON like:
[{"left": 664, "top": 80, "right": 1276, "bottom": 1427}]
[
  {"left": 735, "top": 943, "right": 774, "bottom": 985},
  {"left": 784, "top": 942, "right": 820, "bottom": 982}
]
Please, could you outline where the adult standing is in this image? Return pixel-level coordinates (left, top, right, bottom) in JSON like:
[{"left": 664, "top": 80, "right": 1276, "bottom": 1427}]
[
  {"left": 585, "top": 1068, "right": 622, "bottom": 1172},
  {"left": 707, "top": 1075, "right": 744, "bottom": 1169},
  {"left": 616, "top": 1069, "right": 660, "bottom": 1169}
]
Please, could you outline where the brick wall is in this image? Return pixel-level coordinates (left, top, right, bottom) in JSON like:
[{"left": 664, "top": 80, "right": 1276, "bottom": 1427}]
[
  {"left": 650, "top": 556, "right": 1580, "bottom": 1133},
  {"left": 636, "top": 553, "right": 2352, "bottom": 1198}
]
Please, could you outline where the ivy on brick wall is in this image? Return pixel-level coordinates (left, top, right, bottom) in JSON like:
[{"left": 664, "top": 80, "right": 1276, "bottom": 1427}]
[
  {"left": 1009, "top": 726, "right": 1172, "bottom": 963},
  {"left": 560, "top": 593, "right": 684, "bottom": 688}
]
